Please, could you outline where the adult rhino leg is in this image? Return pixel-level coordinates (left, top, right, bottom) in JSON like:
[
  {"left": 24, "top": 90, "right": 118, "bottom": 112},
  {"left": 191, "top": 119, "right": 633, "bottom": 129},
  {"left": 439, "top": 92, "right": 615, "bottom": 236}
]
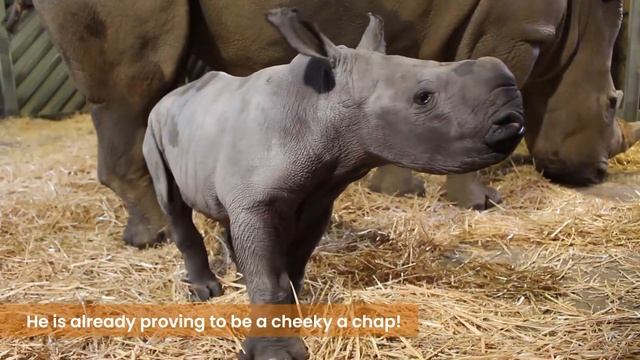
[
  {"left": 445, "top": 172, "right": 501, "bottom": 210},
  {"left": 92, "top": 104, "right": 170, "bottom": 248},
  {"left": 34, "top": 0, "right": 189, "bottom": 247},
  {"left": 368, "top": 165, "right": 425, "bottom": 196}
]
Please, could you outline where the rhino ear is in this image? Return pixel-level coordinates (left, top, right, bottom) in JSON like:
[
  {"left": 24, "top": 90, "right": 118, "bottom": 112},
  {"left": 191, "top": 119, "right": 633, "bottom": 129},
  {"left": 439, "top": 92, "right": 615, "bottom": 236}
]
[
  {"left": 356, "top": 13, "right": 386, "bottom": 53},
  {"left": 266, "top": 7, "right": 337, "bottom": 61}
]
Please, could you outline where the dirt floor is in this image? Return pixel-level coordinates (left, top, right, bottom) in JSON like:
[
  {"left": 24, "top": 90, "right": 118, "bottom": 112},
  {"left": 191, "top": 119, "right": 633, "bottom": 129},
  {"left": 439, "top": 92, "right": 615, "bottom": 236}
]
[{"left": 1, "top": 115, "right": 639, "bottom": 359}]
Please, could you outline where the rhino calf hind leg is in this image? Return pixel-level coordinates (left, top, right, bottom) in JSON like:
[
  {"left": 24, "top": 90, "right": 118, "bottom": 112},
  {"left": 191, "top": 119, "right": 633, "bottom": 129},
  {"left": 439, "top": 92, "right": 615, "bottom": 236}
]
[
  {"left": 143, "top": 119, "right": 222, "bottom": 301},
  {"left": 169, "top": 203, "right": 222, "bottom": 301},
  {"left": 367, "top": 165, "right": 425, "bottom": 196},
  {"left": 92, "top": 105, "right": 169, "bottom": 248}
]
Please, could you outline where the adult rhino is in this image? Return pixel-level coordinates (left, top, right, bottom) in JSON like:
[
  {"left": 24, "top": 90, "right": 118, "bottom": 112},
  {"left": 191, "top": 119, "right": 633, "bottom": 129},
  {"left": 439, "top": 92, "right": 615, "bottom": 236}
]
[{"left": 34, "top": 0, "right": 635, "bottom": 248}]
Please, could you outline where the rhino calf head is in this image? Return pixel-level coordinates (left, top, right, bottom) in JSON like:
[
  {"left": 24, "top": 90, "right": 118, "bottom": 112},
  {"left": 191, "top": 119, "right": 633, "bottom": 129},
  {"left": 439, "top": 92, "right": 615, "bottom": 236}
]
[{"left": 268, "top": 7, "right": 525, "bottom": 174}]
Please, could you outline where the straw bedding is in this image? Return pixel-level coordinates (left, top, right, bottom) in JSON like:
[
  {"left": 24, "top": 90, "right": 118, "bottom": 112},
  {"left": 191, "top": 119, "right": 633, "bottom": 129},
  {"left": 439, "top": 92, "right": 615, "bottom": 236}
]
[{"left": 0, "top": 115, "right": 638, "bottom": 359}]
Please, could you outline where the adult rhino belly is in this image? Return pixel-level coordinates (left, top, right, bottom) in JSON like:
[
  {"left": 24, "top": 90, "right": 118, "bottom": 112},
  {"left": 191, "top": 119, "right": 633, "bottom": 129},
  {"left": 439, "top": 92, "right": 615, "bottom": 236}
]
[{"left": 194, "top": 0, "right": 431, "bottom": 75}]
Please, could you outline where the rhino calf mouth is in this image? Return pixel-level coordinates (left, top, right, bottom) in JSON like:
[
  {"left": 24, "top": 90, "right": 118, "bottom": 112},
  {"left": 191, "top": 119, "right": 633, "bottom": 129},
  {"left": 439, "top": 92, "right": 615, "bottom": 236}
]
[{"left": 484, "top": 111, "right": 525, "bottom": 155}]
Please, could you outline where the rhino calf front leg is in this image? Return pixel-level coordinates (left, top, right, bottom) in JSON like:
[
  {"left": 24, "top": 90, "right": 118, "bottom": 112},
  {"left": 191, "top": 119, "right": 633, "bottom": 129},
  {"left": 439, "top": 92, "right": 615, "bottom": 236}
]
[
  {"left": 230, "top": 208, "right": 308, "bottom": 360},
  {"left": 445, "top": 172, "right": 501, "bottom": 210},
  {"left": 367, "top": 165, "right": 425, "bottom": 196},
  {"left": 287, "top": 203, "right": 333, "bottom": 294}
]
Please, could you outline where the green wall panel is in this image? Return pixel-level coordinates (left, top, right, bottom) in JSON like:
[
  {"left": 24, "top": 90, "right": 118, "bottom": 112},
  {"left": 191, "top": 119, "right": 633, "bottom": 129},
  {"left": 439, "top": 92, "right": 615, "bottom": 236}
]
[{"left": 1, "top": 3, "right": 85, "bottom": 118}]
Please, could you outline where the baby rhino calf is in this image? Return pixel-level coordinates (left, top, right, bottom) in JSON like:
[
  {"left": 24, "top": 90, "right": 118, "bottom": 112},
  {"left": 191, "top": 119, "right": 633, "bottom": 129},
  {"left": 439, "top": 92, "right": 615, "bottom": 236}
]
[{"left": 143, "top": 8, "right": 524, "bottom": 360}]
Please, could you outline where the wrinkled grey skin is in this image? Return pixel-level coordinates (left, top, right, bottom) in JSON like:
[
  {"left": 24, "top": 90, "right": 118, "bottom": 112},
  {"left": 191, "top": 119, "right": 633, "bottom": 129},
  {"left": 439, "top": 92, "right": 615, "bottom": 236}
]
[
  {"left": 33, "top": 0, "right": 626, "bottom": 248},
  {"left": 143, "top": 9, "right": 524, "bottom": 360}
]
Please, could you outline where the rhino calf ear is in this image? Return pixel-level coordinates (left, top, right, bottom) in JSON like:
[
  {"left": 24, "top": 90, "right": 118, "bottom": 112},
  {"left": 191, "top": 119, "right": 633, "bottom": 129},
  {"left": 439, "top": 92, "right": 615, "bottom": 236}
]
[
  {"left": 266, "top": 7, "right": 337, "bottom": 61},
  {"left": 356, "top": 13, "right": 386, "bottom": 53}
]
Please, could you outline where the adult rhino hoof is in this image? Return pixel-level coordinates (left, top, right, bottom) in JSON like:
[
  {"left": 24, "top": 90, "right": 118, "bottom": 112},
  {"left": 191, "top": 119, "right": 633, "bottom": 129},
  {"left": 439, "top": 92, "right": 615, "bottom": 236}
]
[
  {"left": 123, "top": 221, "right": 169, "bottom": 249},
  {"left": 368, "top": 166, "right": 426, "bottom": 196},
  {"left": 239, "top": 337, "right": 308, "bottom": 360},
  {"left": 446, "top": 183, "right": 502, "bottom": 210},
  {"left": 187, "top": 276, "right": 223, "bottom": 301}
]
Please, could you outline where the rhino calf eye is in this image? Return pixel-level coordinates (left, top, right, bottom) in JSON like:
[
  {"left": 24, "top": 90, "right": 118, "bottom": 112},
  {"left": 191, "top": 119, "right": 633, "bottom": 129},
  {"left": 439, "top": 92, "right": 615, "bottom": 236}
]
[{"left": 413, "top": 91, "right": 434, "bottom": 105}]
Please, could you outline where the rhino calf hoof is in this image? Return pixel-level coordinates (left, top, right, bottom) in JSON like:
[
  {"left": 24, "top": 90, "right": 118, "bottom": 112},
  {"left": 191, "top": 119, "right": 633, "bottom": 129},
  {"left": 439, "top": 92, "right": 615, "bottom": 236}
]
[
  {"left": 239, "top": 337, "right": 308, "bottom": 360},
  {"left": 187, "top": 277, "right": 223, "bottom": 301}
]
